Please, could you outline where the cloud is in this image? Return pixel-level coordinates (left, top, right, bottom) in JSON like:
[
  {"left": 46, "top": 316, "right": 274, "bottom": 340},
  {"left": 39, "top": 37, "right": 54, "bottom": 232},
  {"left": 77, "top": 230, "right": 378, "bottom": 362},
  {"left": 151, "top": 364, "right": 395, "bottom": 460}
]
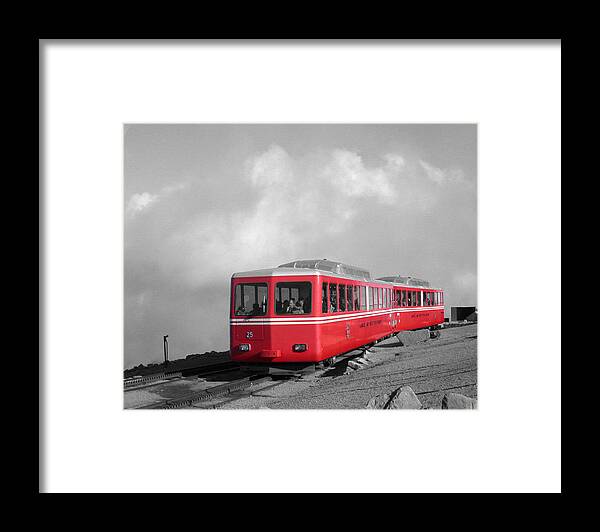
[
  {"left": 149, "top": 146, "right": 412, "bottom": 290},
  {"left": 420, "top": 160, "right": 465, "bottom": 185},
  {"left": 126, "top": 181, "right": 189, "bottom": 219},
  {"left": 246, "top": 144, "right": 294, "bottom": 188},
  {"left": 126, "top": 192, "right": 158, "bottom": 218},
  {"left": 322, "top": 149, "right": 401, "bottom": 204}
]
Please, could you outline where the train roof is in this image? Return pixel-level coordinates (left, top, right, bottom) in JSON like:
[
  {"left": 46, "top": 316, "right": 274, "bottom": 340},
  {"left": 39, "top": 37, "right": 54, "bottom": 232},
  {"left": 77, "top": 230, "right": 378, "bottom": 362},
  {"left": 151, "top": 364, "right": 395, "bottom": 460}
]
[
  {"left": 232, "top": 260, "right": 441, "bottom": 289},
  {"left": 232, "top": 259, "right": 372, "bottom": 281},
  {"left": 376, "top": 275, "right": 432, "bottom": 288},
  {"left": 279, "top": 259, "right": 372, "bottom": 280}
]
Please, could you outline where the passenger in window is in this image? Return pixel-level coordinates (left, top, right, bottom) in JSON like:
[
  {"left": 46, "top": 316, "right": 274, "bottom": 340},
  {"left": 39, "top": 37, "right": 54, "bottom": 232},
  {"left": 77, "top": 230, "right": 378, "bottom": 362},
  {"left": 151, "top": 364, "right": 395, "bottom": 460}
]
[
  {"left": 293, "top": 298, "right": 305, "bottom": 314},
  {"left": 251, "top": 303, "right": 261, "bottom": 315},
  {"left": 236, "top": 304, "right": 247, "bottom": 315},
  {"left": 287, "top": 298, "right": 297, "bottom": 313},
  {"left": 282, "top": 299, "right": 290, "bottom": 313}
]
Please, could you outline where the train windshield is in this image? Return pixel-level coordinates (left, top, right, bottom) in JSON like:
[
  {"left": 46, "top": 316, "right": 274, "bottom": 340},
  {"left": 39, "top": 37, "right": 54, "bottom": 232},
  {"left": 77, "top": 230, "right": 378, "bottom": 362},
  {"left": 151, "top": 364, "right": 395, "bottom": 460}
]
[
  {"left": 234, "top": 283, "right": 268, "bottom": 316},
  {"left": 275, "top": 282, "right": 312, "bottom": 315}
]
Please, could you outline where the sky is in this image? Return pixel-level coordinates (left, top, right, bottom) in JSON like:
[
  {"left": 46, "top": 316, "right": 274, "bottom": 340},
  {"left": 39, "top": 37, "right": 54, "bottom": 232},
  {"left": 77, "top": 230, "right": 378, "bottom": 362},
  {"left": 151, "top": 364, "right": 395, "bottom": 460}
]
[{"left": 124, "top": 124, "right": 477, "bottom": 368}]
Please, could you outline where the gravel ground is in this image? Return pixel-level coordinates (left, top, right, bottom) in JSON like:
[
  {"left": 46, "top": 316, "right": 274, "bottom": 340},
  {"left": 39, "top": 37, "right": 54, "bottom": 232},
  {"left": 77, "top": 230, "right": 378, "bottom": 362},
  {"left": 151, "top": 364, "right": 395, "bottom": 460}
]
[{"left": 216, "top": 324, "right": 478, "bottom": 409}]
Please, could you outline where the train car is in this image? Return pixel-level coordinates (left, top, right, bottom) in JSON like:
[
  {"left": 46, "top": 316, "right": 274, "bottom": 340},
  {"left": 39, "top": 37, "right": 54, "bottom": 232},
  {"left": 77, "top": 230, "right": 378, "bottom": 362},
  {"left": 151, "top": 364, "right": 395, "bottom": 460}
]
[{"left": 229, "top": 259, "right": 444, "bottom": 365}]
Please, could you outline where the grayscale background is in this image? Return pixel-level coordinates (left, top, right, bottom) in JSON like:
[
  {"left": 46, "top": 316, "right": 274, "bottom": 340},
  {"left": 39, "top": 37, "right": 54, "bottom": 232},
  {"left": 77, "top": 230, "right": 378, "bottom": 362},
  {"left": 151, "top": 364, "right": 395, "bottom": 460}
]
[{"left": 124, "top": 124, "right": 477, "bottom": 369}]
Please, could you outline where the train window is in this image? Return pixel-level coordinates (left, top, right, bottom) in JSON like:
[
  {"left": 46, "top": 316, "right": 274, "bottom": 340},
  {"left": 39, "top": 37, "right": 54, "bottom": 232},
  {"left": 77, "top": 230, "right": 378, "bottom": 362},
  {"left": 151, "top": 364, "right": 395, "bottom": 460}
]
[
  {"left": 275, "top": 282, "right": 312, "bottom": 314},
  {"left": 360, "top": 286, "right": 367, "bottom": 310},
  {"left": 339, "top": 284, "right": 346, "bottom": 311},
  {"left": 380, "top": 288, "right": 384, "bottom": 309},
  {"left": 322, "top": 283, "right": 328, "bottom": 313},
  {"left": 234, "top": 283, "right": 268, "bottom": 316},
  {"left": 330, "top": 283, "right": 338, "bottom": 312},
  {"left": 367, "top": 286, "right": 373, "bottom": 310},
  {"left": 413, "top": 291, "right": 418, "bottom": 306},
  {"left": 347, "top": 285, "right": 354, "bottom": 311}
]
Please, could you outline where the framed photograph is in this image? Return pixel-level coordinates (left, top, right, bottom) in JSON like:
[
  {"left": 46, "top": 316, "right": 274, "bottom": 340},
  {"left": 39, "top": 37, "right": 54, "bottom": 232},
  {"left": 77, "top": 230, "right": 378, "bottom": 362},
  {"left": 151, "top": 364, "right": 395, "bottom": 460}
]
[{"left": 41, "top": 39, "right": 561, "bottom": 493}]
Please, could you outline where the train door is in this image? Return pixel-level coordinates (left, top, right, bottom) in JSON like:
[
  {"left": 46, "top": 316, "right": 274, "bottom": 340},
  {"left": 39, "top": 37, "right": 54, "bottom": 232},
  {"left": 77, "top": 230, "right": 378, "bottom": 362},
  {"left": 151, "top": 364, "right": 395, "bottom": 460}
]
[{"left": 393, "top": 288, "right": 401, "bottom": 332}]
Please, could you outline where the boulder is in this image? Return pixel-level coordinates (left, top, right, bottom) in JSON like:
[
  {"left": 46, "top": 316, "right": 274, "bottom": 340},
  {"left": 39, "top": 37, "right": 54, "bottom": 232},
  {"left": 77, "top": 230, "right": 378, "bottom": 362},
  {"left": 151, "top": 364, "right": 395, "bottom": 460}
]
[
  {"left": 365, "top": 385, "right": 422, "bottom": 409},
  {"left": 366, "top": 393, "right": 391, "bottom": 409},
  {"left": 442, "top": 393, "right": 477, "bottom": 409},
  {"left": 387, "top": 386, "right": 422, "bottom": 409}
]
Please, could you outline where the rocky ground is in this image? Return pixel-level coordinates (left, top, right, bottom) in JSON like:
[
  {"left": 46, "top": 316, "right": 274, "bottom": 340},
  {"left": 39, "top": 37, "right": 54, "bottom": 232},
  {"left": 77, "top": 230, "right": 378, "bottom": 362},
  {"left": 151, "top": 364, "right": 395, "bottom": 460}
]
[{"left": 203, "top": 324, "right": 477, "bottom": 409}]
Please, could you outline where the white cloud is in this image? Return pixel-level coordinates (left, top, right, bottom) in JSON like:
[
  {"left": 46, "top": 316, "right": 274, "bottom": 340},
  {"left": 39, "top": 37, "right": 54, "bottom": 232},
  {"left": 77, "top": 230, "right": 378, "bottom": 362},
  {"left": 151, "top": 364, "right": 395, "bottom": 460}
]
[
  {"left": 246, "top": 144, "right": 294, "bottom": 188},
  {"left": 126, "top": 181, "right": 189, "bottom": 219},
  {"left": 126, "top": 192, "right": 158, "bottom": 218},
  {"left": 420, "top": 160, "right": 465, "bottom": 185},
  {"left": 157, "top": 145, "right": 410, "bottom": 288},
  {"left": 322, "top": 149, "right": 400, "bottom": 204}
]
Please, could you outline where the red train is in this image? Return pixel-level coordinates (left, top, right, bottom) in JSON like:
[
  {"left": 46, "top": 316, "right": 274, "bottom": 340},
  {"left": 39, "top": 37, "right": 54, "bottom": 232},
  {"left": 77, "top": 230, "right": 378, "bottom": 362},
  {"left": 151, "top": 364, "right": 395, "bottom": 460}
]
[{"left": 230, "top": 259, "right": 444, "bottom": 366}]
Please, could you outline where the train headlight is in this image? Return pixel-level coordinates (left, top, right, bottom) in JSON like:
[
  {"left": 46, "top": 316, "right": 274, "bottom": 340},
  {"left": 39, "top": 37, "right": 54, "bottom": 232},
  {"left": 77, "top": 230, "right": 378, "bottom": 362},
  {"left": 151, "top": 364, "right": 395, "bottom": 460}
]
[
  {"left": 239, "top": 344, "right": 251, "bottom": 352},
  {"left": 293, "top": 344, "right": 307, "bottom": 352}
]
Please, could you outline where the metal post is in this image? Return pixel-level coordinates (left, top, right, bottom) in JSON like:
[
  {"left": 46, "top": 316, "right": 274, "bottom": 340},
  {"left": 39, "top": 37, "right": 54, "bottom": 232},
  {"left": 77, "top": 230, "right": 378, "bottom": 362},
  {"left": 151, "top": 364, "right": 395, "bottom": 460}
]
[{"left": 163, "top": 335, "right": 169, "bottom": 368}]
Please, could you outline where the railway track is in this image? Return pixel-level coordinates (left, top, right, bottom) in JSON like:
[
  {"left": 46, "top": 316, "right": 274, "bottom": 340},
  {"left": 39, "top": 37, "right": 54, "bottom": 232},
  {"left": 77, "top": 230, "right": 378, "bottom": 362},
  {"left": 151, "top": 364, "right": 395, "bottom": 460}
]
[
  {"left": 123, "top": 361, "right": 239, "bottom": 390},
  {"left": 134, "top": 373, "right": 271, "bottom": 409}
]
